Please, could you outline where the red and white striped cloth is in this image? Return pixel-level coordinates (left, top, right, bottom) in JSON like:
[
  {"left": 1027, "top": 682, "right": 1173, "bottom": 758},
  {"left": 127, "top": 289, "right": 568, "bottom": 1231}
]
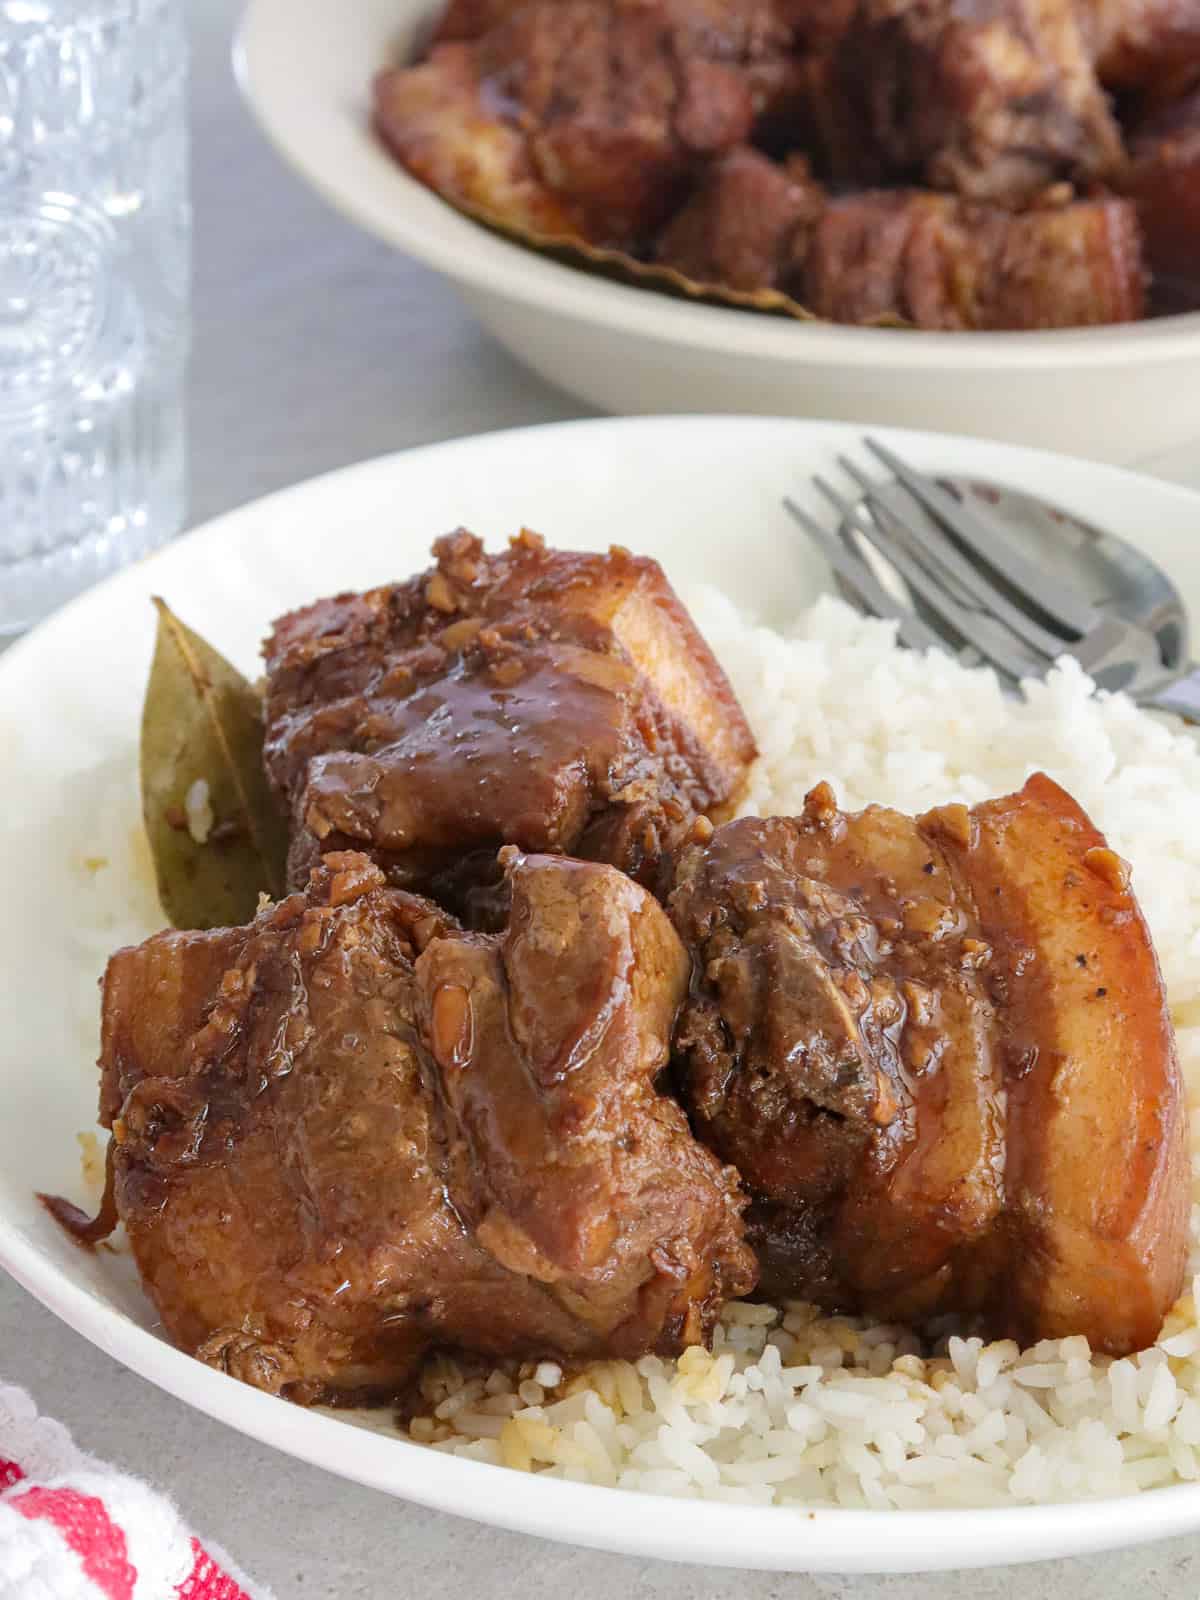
[{"left": 0, "top": 1384, "right": 275, "bottom": 1600}]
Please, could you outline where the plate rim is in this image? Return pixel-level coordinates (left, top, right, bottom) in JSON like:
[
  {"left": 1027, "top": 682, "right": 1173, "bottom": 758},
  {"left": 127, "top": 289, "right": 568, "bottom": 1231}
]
[
  {"left": 6, "top": 1213, "right": 1200, "bottom": 1573},
  {"left": 233, "top": 0, "right": 1200, "bottom": 373},
  {"left": 7, "top": 413, "right": 1200, "bottom": 1571}
]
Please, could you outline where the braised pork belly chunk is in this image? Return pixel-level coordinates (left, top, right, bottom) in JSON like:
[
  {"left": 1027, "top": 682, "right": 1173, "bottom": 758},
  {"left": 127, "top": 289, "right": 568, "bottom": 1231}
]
[
  {"left": 801, "top": 190, "right": 1145, "bottom": 329},
  {"left": 262, "top": 531, "right": 755, "bottom": 924},
  {"left": 807, "top": 0, "right": 1124, "bottom": 203},
  {"left": 655, "top": 171, "right": 1145, "bottom": 326},
  {"left": 96, "top": 850, "right": 754, "bottom": 1404},
  {"left": 652, "top": 146, "right": 823, "bottom": 290},
  {"left": 374, "top": 0, "right": 792, "bottom": 250},
  {"left": 1086, "top": 0, "right": 1200, "bottom": 91},
  {"left": 1127, "top": 86, "right": 1200, "bottom": 307},
  {"left": 668, "top": 774, "right": 1187, "bottom": 1355}
]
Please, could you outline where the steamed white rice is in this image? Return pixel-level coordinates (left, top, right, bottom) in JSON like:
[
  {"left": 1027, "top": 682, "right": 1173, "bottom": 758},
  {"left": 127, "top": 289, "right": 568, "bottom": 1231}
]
[{"left": 408, "top": 591, "right": 1200, "bottom": 1510}]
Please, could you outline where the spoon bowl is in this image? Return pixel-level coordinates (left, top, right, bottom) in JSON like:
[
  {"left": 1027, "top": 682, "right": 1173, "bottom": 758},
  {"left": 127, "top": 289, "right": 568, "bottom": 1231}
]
[{"left": 838, "top": 475, "right": 1192, "bottom": 698}]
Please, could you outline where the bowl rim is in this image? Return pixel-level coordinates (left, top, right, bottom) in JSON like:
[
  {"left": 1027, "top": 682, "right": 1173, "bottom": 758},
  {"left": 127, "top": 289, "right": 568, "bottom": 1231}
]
[{"left": 235, "top": 0, "right": 1200, "bottom": 373}]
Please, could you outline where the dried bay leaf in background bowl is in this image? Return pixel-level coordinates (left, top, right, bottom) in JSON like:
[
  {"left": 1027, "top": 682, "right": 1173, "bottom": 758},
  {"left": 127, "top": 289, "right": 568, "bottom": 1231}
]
[
  {"left": 442, "top": 192, "right": 821, "bottom": 319},
  {"left": 141, "top": 599, "right": 287, "bottom": 930},
  {"left": 416, "top": 192, "right": 914, "bottom": 327}
]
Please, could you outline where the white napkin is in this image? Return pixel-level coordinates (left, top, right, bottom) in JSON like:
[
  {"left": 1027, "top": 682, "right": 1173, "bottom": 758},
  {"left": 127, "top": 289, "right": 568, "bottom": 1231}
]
[{"left": 0, "top": 1383, "right": 275, "bottom": 1600}]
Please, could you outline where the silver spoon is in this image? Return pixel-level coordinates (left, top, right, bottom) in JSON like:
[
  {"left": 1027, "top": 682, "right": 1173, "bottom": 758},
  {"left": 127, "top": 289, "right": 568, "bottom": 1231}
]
[{"left": 833, "top": 472, "right": 1199, "bottom": 721}]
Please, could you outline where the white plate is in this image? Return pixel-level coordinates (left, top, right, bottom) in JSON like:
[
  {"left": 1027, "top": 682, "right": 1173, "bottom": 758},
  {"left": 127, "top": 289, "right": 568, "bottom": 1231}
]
[
  {"left": 5, "top": 416, "right": 1200, "bottom": 1573},
  {"left": 233, "top": 0, "right": 1200, "bottom": 465}
]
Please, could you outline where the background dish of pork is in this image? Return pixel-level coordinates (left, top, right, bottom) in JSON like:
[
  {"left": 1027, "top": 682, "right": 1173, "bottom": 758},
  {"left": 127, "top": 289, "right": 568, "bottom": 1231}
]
[
  {"left": 236, "top": 0, "right": 1200, "bottom": 461},
  {"left": 373, "top": 0, "right": 1170, "bottom": 331}
]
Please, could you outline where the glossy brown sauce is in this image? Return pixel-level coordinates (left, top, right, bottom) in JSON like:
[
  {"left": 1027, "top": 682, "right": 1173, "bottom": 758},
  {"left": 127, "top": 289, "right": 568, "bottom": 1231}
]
[
  {"left": 263, "top": 532, "right": 756, "bottom": 924},
  {"left": 39, "top": 1140, "right": 119, "bottom": 1248},
  {"left": 65, "top": 849, "right": 753, "bottom": 1402}
]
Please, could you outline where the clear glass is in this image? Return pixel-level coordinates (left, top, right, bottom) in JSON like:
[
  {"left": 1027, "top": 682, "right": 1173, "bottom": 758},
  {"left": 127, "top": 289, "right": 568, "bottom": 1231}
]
[{"left": 0, "top": 0, "right": 189, "bottom": 637}]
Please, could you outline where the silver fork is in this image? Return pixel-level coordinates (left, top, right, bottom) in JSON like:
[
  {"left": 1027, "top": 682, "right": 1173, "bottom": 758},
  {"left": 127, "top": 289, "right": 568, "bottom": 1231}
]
[{"left": 785, "top": 437, "right": 1200, "bottom": 721}]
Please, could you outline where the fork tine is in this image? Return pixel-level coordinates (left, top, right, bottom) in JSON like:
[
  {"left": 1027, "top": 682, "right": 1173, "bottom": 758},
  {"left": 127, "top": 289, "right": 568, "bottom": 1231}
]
[
  {"left": 811, "top": 472, "right": 866, "bottom": 525},
  {"left": 839, "top": 464, "right": 1079, "bottom": 662},
  {"left": 863, "top": 436, "right": 1099, "bottom": 636},
  {"left": 811, "top": 480, "right": 1046, "bottom": 682},
  {"left": 783, "top": 497, "right": 944, "bottom": 655},
  {"left": 835, "top": 454, "right": 988, "bottom": 613},
  {"left": 852, "top": 447, "right": 1168, "bottom": 691}
]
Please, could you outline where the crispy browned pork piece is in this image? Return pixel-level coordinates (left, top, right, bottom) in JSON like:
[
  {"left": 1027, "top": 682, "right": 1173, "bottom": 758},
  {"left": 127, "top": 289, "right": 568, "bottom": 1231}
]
[
  {"left": 262, "top": 531, "right": 756, "bottom": 923},
  {"left": 95, "top": 850, "right": 754, "bottom": 1403},
  {"left": 801, "top": 190, "right": 1145, "bottom": 328},
  {"left": 376, "top": 0, "right": 791, "bottom": 250},
  {"left": 669, "top": 774, "right": 1188, "bottom": 1354},
  {"left": 1127, "top": 86, "right": 1200, "bottom": 305},
  {"left": 653, "top": 146, "right": 823, "bottom": 289},
  {"left": 792, "top": 0, "right": 1125, "bottom": 204},
  {"left": 653, "top": 159, "right": 1144, "bottom": 326},
  {"left": 1085, "top": 0, "right": 1200, "bottom": 92},
  {"left": 373, "top": 40, "right": 586, "bottom": 241}
]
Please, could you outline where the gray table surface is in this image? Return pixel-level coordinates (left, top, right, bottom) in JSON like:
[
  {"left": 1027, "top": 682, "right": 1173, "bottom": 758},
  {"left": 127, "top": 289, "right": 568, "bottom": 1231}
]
[{"left": 4, "top": 2, "right": 1200, "bottom": 1595}]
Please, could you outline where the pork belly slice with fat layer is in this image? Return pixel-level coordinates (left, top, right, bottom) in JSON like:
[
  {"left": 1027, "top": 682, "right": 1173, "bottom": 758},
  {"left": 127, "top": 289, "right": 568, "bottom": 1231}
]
[
  {"left": 263, "top": 530, "right": 756, "bottom": 923},
  {"left": 801, "top": 190, "right": 1144, "bottom": 329},
  {"left": 669, "top": 774, "right": 1187, "bottom": 1353},
  {"left": 946, "top": 773, "right": 1188, "bottom": 1354}
]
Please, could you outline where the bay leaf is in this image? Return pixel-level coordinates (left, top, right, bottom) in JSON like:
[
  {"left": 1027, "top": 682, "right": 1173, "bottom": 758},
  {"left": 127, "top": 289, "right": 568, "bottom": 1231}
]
[
  {"left": 409, "top": 190, "right": 911, "bottom": 328},
  {"left": 141, "top": 598, "right": 287, "bottom": 930}
]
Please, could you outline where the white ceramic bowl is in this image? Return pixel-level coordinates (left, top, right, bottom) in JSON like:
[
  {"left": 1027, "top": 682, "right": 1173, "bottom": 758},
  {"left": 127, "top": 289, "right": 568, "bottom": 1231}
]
[
  {"left": 6, "top": 416, "right": 1200, "bottom": 1570},
  {"left": 235, "top": 0, "right": 1200, "bottom": 465}
]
